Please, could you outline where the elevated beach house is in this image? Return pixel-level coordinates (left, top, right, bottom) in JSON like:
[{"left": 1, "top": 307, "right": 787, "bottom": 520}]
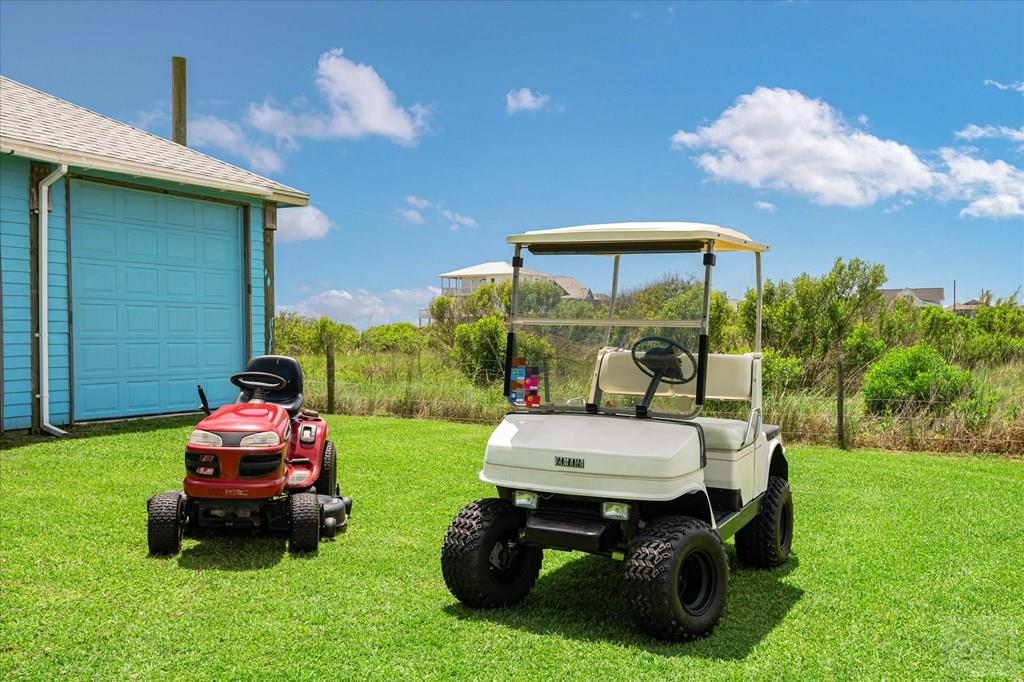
[{"left": 0, "top": 76, "right": 308, "bottom": 433}]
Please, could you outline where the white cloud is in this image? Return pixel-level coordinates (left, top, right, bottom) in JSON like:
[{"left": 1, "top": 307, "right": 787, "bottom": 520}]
[
  {"left": 506, "top": 87, "right": 551, "bottom": 114},
  {"left": 398, "top": 208, "right": 424, "bottom": 224},
  {"left": 753, "top": 200, "right": 777, "bottom": 212},
  {"left": 396, "top": 196, "right": 477, "bottom": 230},
  {"left": 438, "top": 205, "right": 478, "bottom": 230},
  {"left": 132, "top": 104, "right": 167, "bottom": 131},
  {"left": 983, "top": 79, "right": 1024, "bottom": 94},
  {"left": 938, "top": 148, "right": 1024, "bottom": 219},
  {"left": 190, "top": 115, "right": 284, "bottom": 174},
  {"left": 277, "top": 205, "right": 334, "bottom": 243},
  {"left": 955, "top": 124, "right": 1024, "bottom": 144},
  {"left": 856, "top": 113, "right": 870, "bottom": 127},
  {"left": 248, "top": 48, "right": 430, "bottom": 146},
  {"left": 671, "top": 87, "right": 936, "bottom": 207},
  {"left": 284, "top": 286, "right": 439, "bottom": 327}
]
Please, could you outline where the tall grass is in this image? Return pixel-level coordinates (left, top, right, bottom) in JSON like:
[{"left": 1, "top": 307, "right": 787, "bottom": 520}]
[{"left": 296, "top": 353, "right": 1024, "bottom": 454}]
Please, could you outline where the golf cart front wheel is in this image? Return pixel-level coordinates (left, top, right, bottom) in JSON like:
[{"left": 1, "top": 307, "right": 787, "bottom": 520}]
[
  {"left": 148, "top": 491, "right": 184, "bottom": 556},
  {"left": 441, "top": 498, "right": 542, "bottom": 608},
  {"left": 289, "top": 492, "right": 320, "bottom": 553},
  {"left": 623, "top": 515, "right": 729, "bottom": 641},
  {"left": 735, "top": 476, "right": 793, "bottom": 568}
]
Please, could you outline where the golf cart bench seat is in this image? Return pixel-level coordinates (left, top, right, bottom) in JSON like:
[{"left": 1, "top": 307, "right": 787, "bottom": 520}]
[{"left": 594, "top": 349, "right": 760, "bottom": 452}]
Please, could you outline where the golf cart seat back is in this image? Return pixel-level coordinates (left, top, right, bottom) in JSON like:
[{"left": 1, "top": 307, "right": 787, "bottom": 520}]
[
  {"left": 593, "top": 349, "right": 755, "bottom": 401},
  {"left": 593, "top": 349, "right": 759, "bottom": 452},
  {"left": 236, "top": 355, "right": 304, "bottom": 416}
]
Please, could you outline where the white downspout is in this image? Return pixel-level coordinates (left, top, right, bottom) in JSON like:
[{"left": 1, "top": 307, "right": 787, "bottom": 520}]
[{"left": 38, "top": 163, "right": 68, "bottom": 437}]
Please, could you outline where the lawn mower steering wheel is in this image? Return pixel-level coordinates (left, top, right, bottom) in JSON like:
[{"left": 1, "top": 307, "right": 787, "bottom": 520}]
[
  {"left": 230, "top": 371, "right": 288, "bottom": 401},
  {"left": 630, "top": 336, "right": 698, "bottom": 385}
]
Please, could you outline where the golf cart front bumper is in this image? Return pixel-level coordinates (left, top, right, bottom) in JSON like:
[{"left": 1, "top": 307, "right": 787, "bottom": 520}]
[{"left": 522, "top": 513, "right": 616, "bottom": 554}]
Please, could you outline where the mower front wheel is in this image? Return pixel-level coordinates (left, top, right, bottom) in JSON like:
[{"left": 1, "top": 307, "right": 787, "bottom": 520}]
[
  {"left": 289, "top": 492, "right": 320, "bottom": 553},
  {"left": 148, "top": 491, "right": 184, "bottom": 556}
]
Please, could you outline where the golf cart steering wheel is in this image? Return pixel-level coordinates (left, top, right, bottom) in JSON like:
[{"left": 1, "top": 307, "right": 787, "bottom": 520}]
[
  {"left": 630, "top": 336, "right": 698, "bottom": 385},
  {"left": 230, "top": 372, "right": 288, "bottom": 403}
]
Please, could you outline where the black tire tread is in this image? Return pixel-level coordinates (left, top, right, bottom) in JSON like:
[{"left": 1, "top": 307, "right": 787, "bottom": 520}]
[
  {"left": 289, "top": 492, "right": 320, "bottom": 553},
  {"left": 147, "top": 491, "right": 183, "bottom": 555},
  {"left": 735, "top": 476, "right": 792, "bottom": 568},
  {"left": 313, "top": 440, "right": 338, "bottom": 497},
  {"left": 441, "top": 498, "right": 540, "bottom": 608},
  {"left": 623, "top": 515, "right": 728, "bottom": 641}
]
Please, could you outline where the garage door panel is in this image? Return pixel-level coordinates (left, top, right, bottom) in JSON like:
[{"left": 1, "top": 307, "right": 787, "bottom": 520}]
[
  {"left": 77, "top": 304, "right": 118, "bottom": 335},
  {"left": 73, "top": 180, "right": 244, "bottom": 420}
]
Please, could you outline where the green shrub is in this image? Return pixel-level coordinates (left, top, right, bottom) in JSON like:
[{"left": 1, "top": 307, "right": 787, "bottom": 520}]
[
  {"left": 452, "top": 316, "right": 554, "bottom": 385},
  {"left": 844, "top": 322, "right": 886, "bottom": 372},
  {"left": 862, "top": 344, "right": 973, "bottom": 414},
  {"left": 359, "top": 323, "right": 423, "bottom": 354},
  {"left": 762, "top": 350, "right": 802, "bottom": 394}
]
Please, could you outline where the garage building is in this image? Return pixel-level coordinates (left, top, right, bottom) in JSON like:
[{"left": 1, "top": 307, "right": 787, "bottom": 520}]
[{"left": 0, "top": 76, "right": 309, "bottom": 432}]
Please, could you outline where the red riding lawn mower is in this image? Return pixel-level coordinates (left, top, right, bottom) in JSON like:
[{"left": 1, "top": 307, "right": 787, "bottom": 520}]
[{"left": 147, "top": 355, "right": 352, "bottom": 555}]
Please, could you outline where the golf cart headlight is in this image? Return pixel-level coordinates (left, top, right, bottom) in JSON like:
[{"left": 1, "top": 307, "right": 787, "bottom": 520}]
[
  {"left": 188, "top": 429, "right": 222, "bottom": 447},
  {"left": 514, "top": 490, "right": 538, "bottom": 510},
  {"left": 602, "top": 501, "right": 630, "bottom": 521},
  {"left": 239, "top": 431, "right": 281, "bottom": 447}
]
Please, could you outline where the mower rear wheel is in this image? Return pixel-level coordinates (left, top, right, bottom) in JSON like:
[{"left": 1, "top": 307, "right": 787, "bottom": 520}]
[
  {"left": 147, "top": 491, "right": 184, "bottom": 556},
  {"left": 313, "top": 440, "right": 338, "bottom": 497},
  {"left": 441, "top": 498, "right": 542, "bottom": 608},
  {"left": 289, "top": 492, "right": 320, "bottom": 553}
]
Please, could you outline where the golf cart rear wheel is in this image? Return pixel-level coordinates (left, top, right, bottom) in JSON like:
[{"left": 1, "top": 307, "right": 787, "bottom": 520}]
[
  {"left": 441, "top": 498, "right": 542, "bottom": 608},
  {"left": 735, "top": 476, "right": 793, "bottom": 568},
  {"left": 313, "top": 440, "right": 338, "bottom": 497},
  {"left": 289, "top": 492, "right": 320, "bottom": 553},
  {"left": 623, "top": 516, "right": 728, "bottom": 641},
  {"left": 147, "top": 491, "right": 184, "bottom": 556}
]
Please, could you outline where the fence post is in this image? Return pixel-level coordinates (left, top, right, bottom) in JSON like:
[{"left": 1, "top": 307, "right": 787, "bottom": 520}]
[
  {"left": 836, "top": 353, "right": 846, "bottom": 449},
  {"left": 326, "top": 341, "right": 336, "bottom": 414}
]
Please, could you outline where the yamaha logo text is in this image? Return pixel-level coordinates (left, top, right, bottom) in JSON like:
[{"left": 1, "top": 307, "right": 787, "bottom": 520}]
[{"left": 554, "top": 456, "right": 585, "bottom": 469}]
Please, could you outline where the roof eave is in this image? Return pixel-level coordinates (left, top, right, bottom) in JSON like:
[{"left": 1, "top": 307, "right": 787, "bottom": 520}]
[{"left": 1, "top": 137, "right": 309, "bottom": 207}]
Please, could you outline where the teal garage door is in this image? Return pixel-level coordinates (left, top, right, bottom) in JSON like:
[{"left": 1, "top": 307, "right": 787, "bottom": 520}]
[{"left": 71, "top": 180, "right": 245, "bottom": 420}]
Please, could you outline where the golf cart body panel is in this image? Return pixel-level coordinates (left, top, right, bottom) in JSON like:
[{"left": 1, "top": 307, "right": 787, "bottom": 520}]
[{"left": 481, "top": 413, "right": 707, "bottom": 502}]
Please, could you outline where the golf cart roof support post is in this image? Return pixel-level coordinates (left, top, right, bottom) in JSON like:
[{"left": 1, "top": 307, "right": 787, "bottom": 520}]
[
  {"left": 504, "top": 245, "right": 523, "bottom": 402},
  {"left": 755, "top": 251, "right": 763, "bottom": 353},
  {"left": 38, "top": 163, "right": 69, "bottom": 437},
  {"left": 604, "top": 254, "right": 621, "bottom": 346},
  {"left": 700, "top": 241, "right": 715, "bottom": 336}
]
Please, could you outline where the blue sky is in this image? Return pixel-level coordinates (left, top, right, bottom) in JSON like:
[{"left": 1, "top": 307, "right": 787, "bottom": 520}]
[{"left": 2, "top": 1, "right": 1022, "bottom": 326}]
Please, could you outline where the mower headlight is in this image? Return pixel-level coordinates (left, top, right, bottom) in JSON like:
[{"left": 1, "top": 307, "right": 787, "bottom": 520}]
[
  {"left": 188, "top": 429, "right": 222, "bottom": 447},
  {"left": 601, "top": 501, "right": 630, "bottom": 521},
  {"left": 239, "top": 431, "right": 281, "bottom": 447}
]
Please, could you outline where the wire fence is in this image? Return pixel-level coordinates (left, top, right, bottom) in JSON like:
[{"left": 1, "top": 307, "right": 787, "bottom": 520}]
[{"left": 298, "top": 376, "right": 1024, "bottom": 455}]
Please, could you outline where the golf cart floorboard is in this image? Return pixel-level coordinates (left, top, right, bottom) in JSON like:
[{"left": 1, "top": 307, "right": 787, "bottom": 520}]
[{"left": 714, "top": 493, "right": 763, "bottom": 541}]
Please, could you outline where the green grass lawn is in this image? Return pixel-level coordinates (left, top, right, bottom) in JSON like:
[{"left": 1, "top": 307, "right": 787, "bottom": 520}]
[{"left": 1, "top": 416, "right": 1022, "bottom": 680}]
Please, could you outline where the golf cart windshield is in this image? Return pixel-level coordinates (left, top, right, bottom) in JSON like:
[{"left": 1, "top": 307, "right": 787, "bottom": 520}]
[{"left": 503, "top": 223, "right": 765, "bottom": 421}]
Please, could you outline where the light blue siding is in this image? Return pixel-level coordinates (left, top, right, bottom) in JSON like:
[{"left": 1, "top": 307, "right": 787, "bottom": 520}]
[
  {"left": 1, "top": 155, "right": 32, "bottom": 430},
  {"left": 250, "top": 203, "right": 266, "bottom": 356},
  {"left": 1, "top": 161, "right": 273, "bottom": 429}
]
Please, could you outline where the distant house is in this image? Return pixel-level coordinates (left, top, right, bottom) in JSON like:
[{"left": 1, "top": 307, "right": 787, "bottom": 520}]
[
  {"left": 438, "top": 261, "right": 594, "bottom": 301},
  {"left": 0, "top": 76, "right": 308, "bottom": 432},
  {"left": 879, "top": 287, "right": 945, "bottom": 308},
  {"left": 420, "top": 261, "right": 597, "bottom": 325},
  {"left": 945, "top": 299, "right": 982, "bottom": 318}
]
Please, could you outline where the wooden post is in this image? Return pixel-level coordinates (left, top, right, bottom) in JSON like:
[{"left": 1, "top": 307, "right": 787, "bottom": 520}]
[
  {"left": 171, "top": 56, "right": 187, "bottom": 145},
  {"left": 836, "top": 352, "right": 846, "bottom": 449},
  {"left": 326, "top": 341, "right": 336, "bottom": 414}
]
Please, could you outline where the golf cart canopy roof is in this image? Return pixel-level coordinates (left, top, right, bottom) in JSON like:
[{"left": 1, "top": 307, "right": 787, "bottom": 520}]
[{"left": 506, "top": 221, "right": 769, "bottom": 255}]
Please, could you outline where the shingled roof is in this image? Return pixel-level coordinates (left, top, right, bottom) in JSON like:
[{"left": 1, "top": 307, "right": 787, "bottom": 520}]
[{"left": 0, "top": 76, "right": 307, "bottom": 206}]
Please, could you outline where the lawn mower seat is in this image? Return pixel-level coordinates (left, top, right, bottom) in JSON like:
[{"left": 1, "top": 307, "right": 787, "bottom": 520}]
[{"left": 236, "top": 355, "right": 304, "bottom": 416}]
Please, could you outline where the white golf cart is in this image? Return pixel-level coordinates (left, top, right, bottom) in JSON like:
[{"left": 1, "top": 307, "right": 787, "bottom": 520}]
[{"left": 441, "top": 222, "right": 792, "bottom": 641}]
